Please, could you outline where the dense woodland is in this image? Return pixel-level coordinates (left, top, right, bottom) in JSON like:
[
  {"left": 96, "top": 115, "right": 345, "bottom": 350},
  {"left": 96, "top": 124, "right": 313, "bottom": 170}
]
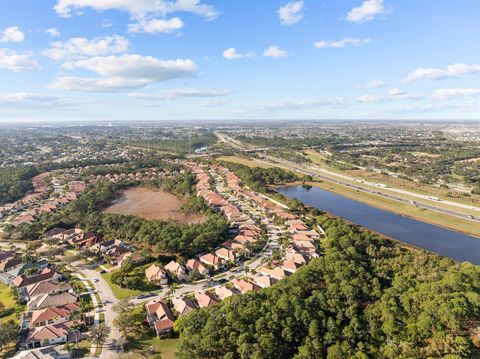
[
  {"left": 217, "top": 161, "right": 299, "bottom": 193},
  {"left": 177, "top": 215, "right": 480, "bottom": 358},
  {"left": 129, "top": 131, "right": 216, "bottom": 154}
]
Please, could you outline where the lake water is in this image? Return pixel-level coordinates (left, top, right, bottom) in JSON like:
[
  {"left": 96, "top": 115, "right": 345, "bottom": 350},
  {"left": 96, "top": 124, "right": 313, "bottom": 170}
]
[{"left": 276, "top": 185, "right": 480, "bottom": 264}]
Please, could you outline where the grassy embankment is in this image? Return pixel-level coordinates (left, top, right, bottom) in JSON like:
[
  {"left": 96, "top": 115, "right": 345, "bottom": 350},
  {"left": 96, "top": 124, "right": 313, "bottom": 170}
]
[{"left": 217, "top": 155, "right": 273, "bottom": 168}]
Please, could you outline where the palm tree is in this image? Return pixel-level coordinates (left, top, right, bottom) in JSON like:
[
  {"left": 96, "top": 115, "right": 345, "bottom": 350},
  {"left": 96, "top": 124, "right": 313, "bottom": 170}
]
[
  {"left": 63, "top": 342, "right": 74, "bottom": 359},
  {"left": 89, "top": 324, "right": 111, "bottom": 348}
]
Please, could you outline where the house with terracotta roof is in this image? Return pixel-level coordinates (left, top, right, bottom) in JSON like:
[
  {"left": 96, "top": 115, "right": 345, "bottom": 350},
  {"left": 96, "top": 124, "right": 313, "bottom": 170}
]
[
  {"left": 145, "top": 300, "right": 176, "bottom": 336},
  {"left": 13, "top": 268, "right": 62, "bottom": 288},
  {"left": 231, "top": 279, "right": 260, "bottom": 293},
  {"left": 28, "top": 292, "right": 77, "bottom": 311},
  {"left": 145, "top": 264, "right": 168, "bottom": 286},
  {"left": 26, "top": 280, "right": 71, "bottom": 301},
  {"left": 281, "top": 260, "right": 303, "bottom": 273},
  {"left": 199, "top": 253, "right": 225, "bottom": 270},
  {"left": 251, "top": 274, "right": 277, "bottom": 288},
  {"left": 42, "top": 227, "right": 68, "bottom": 240},
  {"left": 171, "top": 297, "right": 197, "bottom": 316},
  {"left": 186, "top": 259, "right": 209, "bottom": 275},
  {"left": 30, "top": 303, "right": 80, "bottom": 328},
  {"left": 164, "top": 261, "right": 188, "bottom": 281},
  {"left": 0, "top": 256, "right": 21, "bottom": 273},
  {"left": 215, "top": 248, "right": 238, "bottom": 263},
  {"left": 285, "top": 251, "right": 308, "bottom": 265},
  {"left": 215, "top": 286, "right": 235, "bottom": 300},
  {"left": 292, "top": 234, "right": 316, "bottom": 242},
  {"left": 258, "top": 267, "right": 290, "bottom": 281},
  {"left": 26, "top": 321, "right": 74, "bottom": 349},
  {"left": 0, "top": 250, "right": 16, "bottom": 262},
  {"left": 194, "top": 291, "right": 219, "bottom": 308},
  {"left": 288, "top": 223, "right": 309, "bottom": 233}
]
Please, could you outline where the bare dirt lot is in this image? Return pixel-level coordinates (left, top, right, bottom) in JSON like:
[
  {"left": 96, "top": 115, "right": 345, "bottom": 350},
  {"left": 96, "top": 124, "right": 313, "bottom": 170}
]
[{"left": 104, "top": 187, "right": 205, "bottom": 224}]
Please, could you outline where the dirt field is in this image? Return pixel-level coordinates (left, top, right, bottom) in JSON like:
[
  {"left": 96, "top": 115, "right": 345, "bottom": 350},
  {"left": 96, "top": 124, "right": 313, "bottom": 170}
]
[{"left": 104, "top": 187, "right": 204, "bottom": 224}]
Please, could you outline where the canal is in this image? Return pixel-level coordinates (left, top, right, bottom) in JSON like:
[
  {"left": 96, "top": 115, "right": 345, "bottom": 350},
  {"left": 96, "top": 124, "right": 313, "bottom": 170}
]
[{"left": 276, "top": 185, "right": 480, "bottom": 264}]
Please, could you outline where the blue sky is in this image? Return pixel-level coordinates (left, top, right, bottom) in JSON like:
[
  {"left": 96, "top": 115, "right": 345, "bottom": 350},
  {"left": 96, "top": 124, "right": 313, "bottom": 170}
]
[{"left": 1, "top": 0, "right": 480, "bottom": 122}]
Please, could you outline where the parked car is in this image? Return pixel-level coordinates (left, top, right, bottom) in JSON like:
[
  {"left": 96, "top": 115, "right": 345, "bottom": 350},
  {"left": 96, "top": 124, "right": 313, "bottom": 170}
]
[{"left": 137, "top": 293, "right": 156, "bottom": 299}]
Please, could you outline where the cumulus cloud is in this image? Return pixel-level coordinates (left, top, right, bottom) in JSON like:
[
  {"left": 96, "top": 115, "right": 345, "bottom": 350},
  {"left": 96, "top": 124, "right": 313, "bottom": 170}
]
[
  {"left": 361, "top": 79, "right": 386, "bottom": 88},
  {"left": 42, "top": 35, "right": 129, "bottom": 60},
  {"left": 0, "top": 92, "right": 91, "bottom": 107},
  {"left": 128, "top": 17, "right": 184, "bottom": 33},
  {"left": 432, "top": 88, "right": 480, "bottom": 100},
  {"left": 50, "top": 54, "right": 197, "bottom": 91},
  {"left": 49, "top": 76, "right": 151, "bottom": 92},
  {"left": 277, "top": 1, "right": 304, "bottom": 25},
  {"left": 0, "top": 49, "right": 41, "bottom": 72},
  {"left": 130, "top": 87, "right": 232, "bottom": 100},
  {"left": 347, "top": 0, "right": 387, "bottom": 23},
  {"left": 358, "top": 88, "right": 421, "bottom": 103},
  {"left": 403, "top": 63, "right": 480, "bottom": 83},
  {"left": 54, "top": 0, "right": 218, "bottom": 20},
  {"left": 201, "top": 99, "right": 228, "bottom": 107},
  {"left": 45, "top": 28, "right": 61, "bottom": 37},
  {"left": 222, "top": 48, "right": 254, "bottom": 60},
  {"left": 388, "top": 88, "right": 406, "bottom": 97},
  {"left": 314, "top": 38, "right": 372, "bottom": 49},
  {"left": 0, "top": 26, "right": 25, "bottom": 43},
  {"left": 263, "top": 45, "right": 288, "bottom": 58}
]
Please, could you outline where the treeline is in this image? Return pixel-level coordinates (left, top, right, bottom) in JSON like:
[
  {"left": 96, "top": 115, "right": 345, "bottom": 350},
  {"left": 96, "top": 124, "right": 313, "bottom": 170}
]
[
  {"left": 81, "top": 157, "right": 181, "bottom": 177},
  {"left": 0, "top": 166, "right": 38, "bottom": 206},
  {"left": 129, "top": 131, "right": 216, "bottom": 154},
  {"left": 217, "top": 161, "right": 298, "bottom": 192},
  {"left": 177, "top": 216, "right": 480, "bottom": 358}
]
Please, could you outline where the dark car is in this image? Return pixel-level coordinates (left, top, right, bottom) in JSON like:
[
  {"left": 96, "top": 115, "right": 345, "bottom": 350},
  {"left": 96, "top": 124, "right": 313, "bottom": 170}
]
[{"left": 137, "top": 293, "right": 156, "bottom": 300}]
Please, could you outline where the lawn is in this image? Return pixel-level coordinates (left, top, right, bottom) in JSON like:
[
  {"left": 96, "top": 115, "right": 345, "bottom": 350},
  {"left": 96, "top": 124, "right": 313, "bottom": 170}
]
[
  {"left": 101, "top": 271, "right": 147, "bottom": 299},
  {"left": 134, "top": 335, "right": 179, "bottom": 359},
  {"left": 0, "top": 282, "right": 22, "bottom": 324}
]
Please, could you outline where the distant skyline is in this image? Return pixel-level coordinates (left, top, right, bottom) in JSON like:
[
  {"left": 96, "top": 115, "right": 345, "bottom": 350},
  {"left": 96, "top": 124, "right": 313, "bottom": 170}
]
[{"left": 1, "top": 0, "right": 480, "bottom": 122}]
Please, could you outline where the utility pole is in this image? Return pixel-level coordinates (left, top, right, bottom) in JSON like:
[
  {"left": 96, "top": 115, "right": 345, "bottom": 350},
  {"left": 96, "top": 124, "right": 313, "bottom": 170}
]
[{"left": 188, "top": 129, "right": 192, "bottom": 155}]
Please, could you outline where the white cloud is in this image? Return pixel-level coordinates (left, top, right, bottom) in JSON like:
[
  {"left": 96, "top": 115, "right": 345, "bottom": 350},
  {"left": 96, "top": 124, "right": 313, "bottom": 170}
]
[
  {"left": 49, "top": 76, "right": 150, "bottom": 92},
  {"left": 432, "top": 88, "right": 480, "bottom": 100},
  {"left": 403, "top": 63, "right": 480, "bottom": 83},
  {"left": 222, "top": 48, "right": 254, "bottom": 60},
  {"left": 42, "top": 35, "right": 129, "bottom": 60},
  {"left": 0, "top": 49, "right": 40, "bottom": 72},
  {"left": 45, "top": 28, "right": 61, "bottom": 37},
  {"left": 0, "top": 92, "right": 91, "bottom": 107},
  {"left": 0, "top": 26, "right": 25, "bottom": 43},
  {"left": 357, "top": 94, "right": 384, "bottom": 103},
  {"left": 54, "top": 0, "right": 218, "bottom": 19},
  {"left": 50, "top": 55, "right": 197, "bottom": 91},
  {"left": 263, "top": 45, "right": 288, "bottom": 58},
  {"left": 201, "top": 99, "right": 228, "bottom": 107},
  {"left": 362, "top": 79, "right": 386, "bottom": 88},
  {"left": 388, "top": 88, "right": 406, "bottom": 97},
  {"left": 347, "top": 0, "right": 387, "bottom": 23},
  {"left": 314, "top": 38, "right": 372, "bottom": 49},
  {"left": 128, "top": 17, "right": 184, "bottom": 33},
  {"left": 277, "top": 1, "right": 304, "bottom": 25},
  {"left": 130, "top": 87, "right": 232, "bottom": 100}
]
